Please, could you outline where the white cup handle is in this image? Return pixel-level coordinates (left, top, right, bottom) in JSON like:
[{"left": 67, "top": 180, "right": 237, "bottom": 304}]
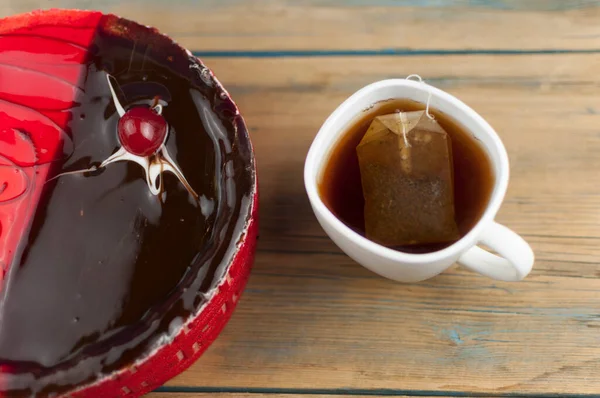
[{"left": 458, "top": 221, "right": 534, "bottom": 281}]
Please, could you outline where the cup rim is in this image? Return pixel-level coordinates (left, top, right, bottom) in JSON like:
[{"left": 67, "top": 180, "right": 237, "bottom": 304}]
[{"left": 304, "top": 78, "right": 509, "bottom": 264}]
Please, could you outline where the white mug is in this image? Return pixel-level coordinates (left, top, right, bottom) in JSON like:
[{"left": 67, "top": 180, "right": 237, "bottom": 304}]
[{"left": 304, "top": 79, "right": 534, "bottom": 282}]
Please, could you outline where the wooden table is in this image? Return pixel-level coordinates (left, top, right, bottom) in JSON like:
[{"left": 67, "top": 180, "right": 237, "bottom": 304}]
[{"left": 3, "top": 1, "right": 600, "bottom": 397}]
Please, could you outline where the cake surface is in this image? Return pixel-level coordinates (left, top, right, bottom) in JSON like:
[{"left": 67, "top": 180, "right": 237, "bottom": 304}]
[{"left": 0, "top": 10, "right": 254, "bottom": 396}]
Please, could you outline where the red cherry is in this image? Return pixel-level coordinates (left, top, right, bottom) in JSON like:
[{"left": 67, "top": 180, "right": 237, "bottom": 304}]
[{"left": 117, "top": 107, "right": 167, "bottom": 157}]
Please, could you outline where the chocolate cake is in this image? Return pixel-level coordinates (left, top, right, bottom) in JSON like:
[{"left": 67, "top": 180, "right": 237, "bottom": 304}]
[{"left": 0, "top": 10, "right": 255, "bottom": 396}]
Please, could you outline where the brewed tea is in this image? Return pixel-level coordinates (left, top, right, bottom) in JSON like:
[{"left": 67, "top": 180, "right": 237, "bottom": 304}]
[{"left": 318, "top": 99, "right": 494, "bottom": 253}]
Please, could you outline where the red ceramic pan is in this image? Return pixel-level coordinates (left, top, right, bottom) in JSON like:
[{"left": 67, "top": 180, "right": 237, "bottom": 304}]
[{"left": 0, "top": 9, "right": 258, "bottom": 397}]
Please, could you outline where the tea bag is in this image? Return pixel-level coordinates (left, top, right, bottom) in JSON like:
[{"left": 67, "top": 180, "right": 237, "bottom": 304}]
[{"left": 356, "top": 110, "right": 460, "bottom": 247}]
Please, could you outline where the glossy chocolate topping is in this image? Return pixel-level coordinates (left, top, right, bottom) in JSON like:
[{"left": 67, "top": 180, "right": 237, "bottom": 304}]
[{"left": 0, "top": 14, "right": 254, "bottom": 395}]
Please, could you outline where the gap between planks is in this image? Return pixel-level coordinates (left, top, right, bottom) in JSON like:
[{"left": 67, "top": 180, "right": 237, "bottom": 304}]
[
  {"left": 190, "top": 49, "right": 600, "bottom": 58},
  {"left": 150, "top": 387, "right": 600, "bottom": 397}
]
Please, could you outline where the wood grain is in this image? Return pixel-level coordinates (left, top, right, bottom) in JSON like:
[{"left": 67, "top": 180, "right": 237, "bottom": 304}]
[{"left": 3, "top": 0, "right": 600, "bottom": 52}]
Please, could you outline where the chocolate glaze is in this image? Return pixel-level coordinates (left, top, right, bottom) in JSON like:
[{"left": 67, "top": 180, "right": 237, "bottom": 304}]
[{"left": 0, "top": 15, "right": 254, "bottom": 396}]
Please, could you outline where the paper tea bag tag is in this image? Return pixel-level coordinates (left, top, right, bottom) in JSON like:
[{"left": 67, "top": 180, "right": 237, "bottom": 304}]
[{"left": 356, "top": 110, "right": 460, "bottom": 247}]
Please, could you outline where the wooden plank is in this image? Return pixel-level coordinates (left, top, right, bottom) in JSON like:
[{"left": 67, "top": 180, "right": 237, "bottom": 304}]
[
  {"left": 145, "top": 54, "right": 600, "bottom": 395},
  {"left": 2, "top": 1, "right": 600, "bottom": 51}
]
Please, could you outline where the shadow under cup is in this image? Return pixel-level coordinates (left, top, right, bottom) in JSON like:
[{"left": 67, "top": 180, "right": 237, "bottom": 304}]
[{"left": 317, "top": 92, "right": 499, "bottom": 255}]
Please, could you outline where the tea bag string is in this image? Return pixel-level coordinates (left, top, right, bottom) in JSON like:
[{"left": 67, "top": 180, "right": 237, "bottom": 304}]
[
  {"left": 405, "top": 74, "right": 434, "bottom": 120},
  {"left": 398, "top": 111, "right": 410, "bottom": 148}
]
